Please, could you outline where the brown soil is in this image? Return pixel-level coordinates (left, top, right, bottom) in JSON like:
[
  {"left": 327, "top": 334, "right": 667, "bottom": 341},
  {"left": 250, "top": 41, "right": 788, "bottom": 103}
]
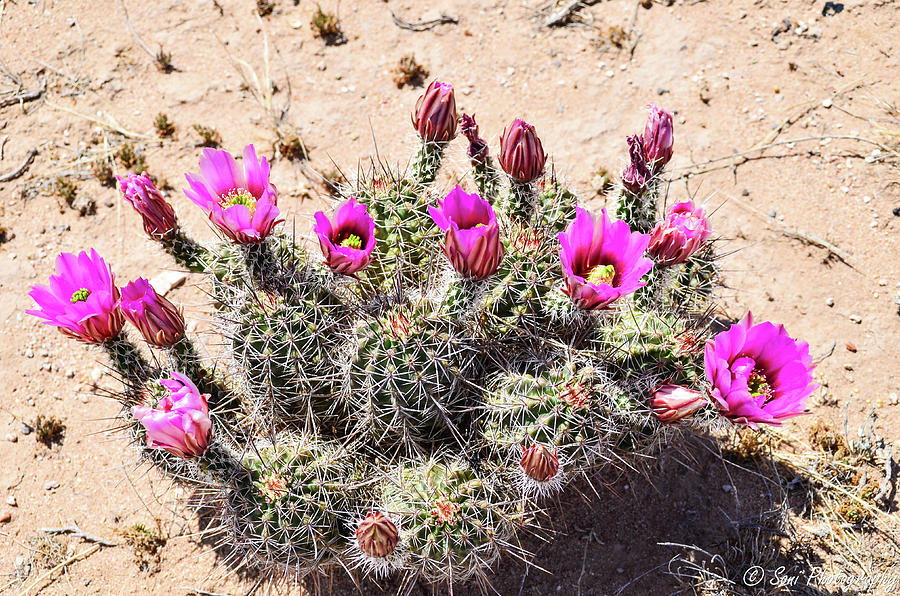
[{"left": 1, "top": 0, "right": 897, "bottom": 594}]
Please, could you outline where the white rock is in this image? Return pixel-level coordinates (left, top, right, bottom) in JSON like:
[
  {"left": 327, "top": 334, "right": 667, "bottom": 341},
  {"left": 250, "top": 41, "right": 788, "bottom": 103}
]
[{"left": 149, "top": 270, "right": 187, "bottom": 297}]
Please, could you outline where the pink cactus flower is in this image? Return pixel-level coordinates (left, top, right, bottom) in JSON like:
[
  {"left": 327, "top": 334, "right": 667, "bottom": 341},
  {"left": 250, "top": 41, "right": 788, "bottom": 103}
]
[
  {"left": 132, "top": 372, "right": 211, "bottom": 458},
  {"left": 498, "top": 118, "right": 546, "bottom": 183},
  {"left": 622, "top": 134, "right": 651, "bottom": 195},
  {"left": 429, "top": 185, "right": 505, "bottom": 280},
  {"left": 27, "top": 249, "right": 124, "bottom": 344},
  {"left": 184, "top": 145, "right": 282, "bottom": 244},
  {"left": 642, "top": 104, "right": 674, "bottom": 169},
  {"left": 313, "top": 198, "right": 376, "bottom": 275},
  {"left": 119, "top": 278, "right": 185, "bottom": 347},
  {"left": 651, "top": 384, "right": 705, "bottom": 424},
  {"left": 558, "top": 207, "right": 653, "bottom": 310},
  {"left": 704, "top": 312, "right": 817, "bottom": 428},
  {"left": 648, "top": 201, "right": 711, "bottom": 265},
  {"left": 117, "top": 173, "right": 177, "bottom": 237},
  {"left": 412, "top": 80, "right": 458, "bottom": 143}
]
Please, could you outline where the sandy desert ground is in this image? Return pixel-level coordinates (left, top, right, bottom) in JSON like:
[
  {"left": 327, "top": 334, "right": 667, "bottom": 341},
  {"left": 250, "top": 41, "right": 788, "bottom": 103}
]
[{"left": 0, "top": 0, "right": 898, "bottom": 594}]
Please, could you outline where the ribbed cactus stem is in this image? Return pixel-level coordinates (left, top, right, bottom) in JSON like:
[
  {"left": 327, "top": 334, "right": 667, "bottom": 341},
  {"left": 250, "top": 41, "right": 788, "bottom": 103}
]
[
  {"left": 198, "top": 440, "right": 248, "bottom": 482},
  {"left": 159, "top": 226, "right": 208, "bottom": 273},
  {"left": 472, "top": 157, "right": 501, "bottom": 202},
  {"left": 103, "top": 333, "right": 151, "bottom": 386},
  {"left": 615, "top": 184, "right": 659, "bottom": 234},
  {"left": 506, "top": 180, "right": 538, "bottom": 223},
  {"left": 412, "top": 140, "right": 445, "bottom": 185}
]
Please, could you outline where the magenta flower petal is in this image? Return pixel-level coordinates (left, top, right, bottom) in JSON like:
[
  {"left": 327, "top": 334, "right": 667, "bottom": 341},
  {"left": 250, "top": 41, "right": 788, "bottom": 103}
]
[
  {"left": 313, "top": 198, "right": 376, "bottom": 275},
  {"left": 120, "top": 278, "right": 185, "bottom": 347},
  {"left": 428, "top": 185, "right": 504, "bottom": 280},
  {"left": 704, "top": 312, "right": 817, "bottom": 428},
  {"left": 622, "top": 135, "right": 651, "bottom": 195},
  {"left": 648, "top": 200, "right": 711, "bottom": 265},
  {"left": 132, "top": 372, "right": 211, "bottom": 458},
  {"left": 558, "top": 207, "right": 652, "bottom": 310},
  {"left": 183, "top": 144, "right": 281, "bottom": 244},
  {"left": 26, "top": 249, "right": 124, "bottom": 344}
]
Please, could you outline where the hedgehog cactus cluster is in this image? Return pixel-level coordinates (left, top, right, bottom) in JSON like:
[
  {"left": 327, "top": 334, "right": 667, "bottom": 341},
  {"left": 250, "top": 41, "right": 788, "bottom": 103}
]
[{"left": 27, "top": 80, "right": 818, "bottom": 586}]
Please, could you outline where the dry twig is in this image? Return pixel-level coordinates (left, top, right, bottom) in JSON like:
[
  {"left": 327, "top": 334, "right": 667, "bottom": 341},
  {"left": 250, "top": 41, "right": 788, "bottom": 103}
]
[
  {"left": 17, "top": 544, "right": 101, "bottom": 595},
  {"left": 0, "top": 79, "right": 46, "bottom": 108},
  {"left": 0, "top": 147, "right": 36, "bottom": 182},
  {"left": 116, "top": 0, "right": 174, "bottom": 72},
  {"left": 545, "top": 0, "right": 603, "bottom": 27},
  {"left": 390, "top": 10, "right": 458, "bottom": 32},
  {"left": 41, "top": 524, "right": 118, "bottom": 547}
]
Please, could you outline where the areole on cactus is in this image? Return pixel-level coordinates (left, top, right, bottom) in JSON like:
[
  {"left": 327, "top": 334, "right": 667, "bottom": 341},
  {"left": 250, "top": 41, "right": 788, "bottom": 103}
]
[{"left": 25, "top": 82, "right": 819, "bottom": 590}]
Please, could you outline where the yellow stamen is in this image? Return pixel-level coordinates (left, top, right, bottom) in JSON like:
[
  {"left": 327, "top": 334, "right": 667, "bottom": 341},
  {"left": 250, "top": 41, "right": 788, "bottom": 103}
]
[
  {"left": 339, "top": 234, "right": 362, "bottom": 249},
  {"left": 221, "top": 188, "right": 257, "bottom": 215},
  {"left": 70, "top": 288, "right": 91, "bottom": 303},
  {"left": 585, "top": 264, "right": 615, "bottom": 286}
]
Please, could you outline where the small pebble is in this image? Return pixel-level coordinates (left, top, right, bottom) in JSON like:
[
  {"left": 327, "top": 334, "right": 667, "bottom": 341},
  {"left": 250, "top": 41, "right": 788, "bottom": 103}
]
[
  {"left": 6, "top": 496, "right": 16, "bottom": 507},
  {"left": 741, "top": 188, "right": 750, "bottom": 196},
  {"left": 848, "top": 314, "right": 862, "bottom": 324},
  {"left": 889, "top": 393, "right": 899, "bottom": 406},
  {"left": 5, "top": 433, "right": 17, "bottom": 443},
  {"left": 822, "top": 98, "right": 833, "bottom": 108},
  {"left": 845, "top": 342, "right": 857, "bottom": 352},
  {"left": 20, "top": 424, "right": 32, "bottom": 436},
  {"left": 44, "top": 481, "right": 60, "bottom": 490},
  {"left": 825, "top": 297, "right": 834, "bottom": 307},
  {"left": 722, "top": 484, "right": 733, "bottom": 493},
  {"left": 0, "top": 511, "right": 11, "bottom": 524},
  {"left": 767, "top": 209, "right": 777, "bottom": 218},
  {"left": 24, "top": 348, "right": 34, "bottom": 358}
]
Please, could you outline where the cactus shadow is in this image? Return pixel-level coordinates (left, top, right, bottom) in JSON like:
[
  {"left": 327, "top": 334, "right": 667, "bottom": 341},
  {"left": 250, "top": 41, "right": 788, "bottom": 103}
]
[{"left": 301, "top": 432, "right": 844, "bottom": 596}]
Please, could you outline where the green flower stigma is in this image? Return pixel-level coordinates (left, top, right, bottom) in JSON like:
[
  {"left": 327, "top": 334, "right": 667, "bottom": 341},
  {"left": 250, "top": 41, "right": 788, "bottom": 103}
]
[
  {"left": 585, "top": 264, "right": 616, "bottom": 286},
  {"left": 221, "top": 188, "right": 257, "bottom": 215},
  {"left": 748, "top": 371, "right": 773, "bottom": 401},
  {"left": 70, "top": 288, "right": 91, "bottom": 303},
  {"left": 339, "top": 234, "right": 362, "bottom": 249}
]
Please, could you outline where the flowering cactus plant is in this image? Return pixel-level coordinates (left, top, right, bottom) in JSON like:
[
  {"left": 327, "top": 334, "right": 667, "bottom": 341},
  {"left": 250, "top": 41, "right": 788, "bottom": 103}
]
[{"left": 27, "top": 81, "right": 817, "bottom": 588}]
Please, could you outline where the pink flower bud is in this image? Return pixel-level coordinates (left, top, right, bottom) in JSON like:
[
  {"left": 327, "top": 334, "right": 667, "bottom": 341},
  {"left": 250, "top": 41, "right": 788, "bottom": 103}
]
[
  {"left": 355, "top": 511, "right": 400, "bottom": 559},
  {"left": 648, "top": 201, "right": 710, "bottom": 266},
  {"left": 520, "top": 444, "right": 560, "bottom": 482},
  {"left": 132, "top": 373, "right": 211, "bottom": 458},
  {"left": 642, "top": 104, "right": 674, "bottom": 169},
  {"left": 412, "top": 80, "right": 458, "bottom": 143},
  {"left": 651, "top": 384, "right": 705, "bottom": 424},
  {"left": 117, "top": 173, "right": 177, "bottom": 238},
  {"left": 499, "top": 119, "right": 546, "bottom": 183},
  {"left": 459, "top": 113, "right": 488, "bottom": 163},
  {"left": 119, "top": 278, "right": 185, "bottom": 347}
]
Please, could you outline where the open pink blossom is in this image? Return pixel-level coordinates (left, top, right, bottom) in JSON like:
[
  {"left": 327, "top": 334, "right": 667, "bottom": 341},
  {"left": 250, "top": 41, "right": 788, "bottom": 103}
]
[
  {"left": 313, "top": 198, "right": 376, "bottom": 275},
  {"left": 27, "top": 249, "right": 124, "bottom": 343},
  {"left": 558, "top": 207, "right": 653, "bottom": 310},
  {"left": 704, "top": 312, "right": 817, "bottom": 428},
  {"left": 119, "top": 278, "right": 185, "bottom": 347},
  {"left": 132, "top": 372, "right": 211, "bottom": 458},
  {"left": 184, "top": 145, "right": 282, "bottom": 244},
  {"left": 117, "top": 173, "right": 177, "bottom": 237},
  {"left": 648, "top": 201, "right": 710, "bottom": 265},
  {"left": 429, "top": 185, "right": 504, "bottom": 280}
]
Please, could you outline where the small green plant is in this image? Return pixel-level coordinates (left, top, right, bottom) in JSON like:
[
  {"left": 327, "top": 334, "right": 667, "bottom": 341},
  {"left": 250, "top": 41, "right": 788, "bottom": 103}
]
[
  {"left": 34, "top": 415, "right": 66, "bottom": 447},
  {"left": 155, "top": 47, "right": 174, "bottom": 73},
  {"left": 154, "top": 113, "right": 175, "bottom": 138},
  {"left": 192, "top": 124, "right": 222, "bottom": 148},
  {"left": 311, "top": 5, "right": 345, "bottom": 45},
  {"left": 256, "top": 0, "right": 275, "bottom": 16},
  {"left": 116, "top": 143, "right": 146, "bottom": 173},
  {"left": 277, "top": 133, "right": 308, "bottom": 161},
  {"left": 92, "top": 159, "right": 116, "bottom": 187},
  {"left": 121, "top": 523, "right": 167, "bottom": 572},
  {"left": 393, "top": 54, "right": 429, "bottom": 88}
]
